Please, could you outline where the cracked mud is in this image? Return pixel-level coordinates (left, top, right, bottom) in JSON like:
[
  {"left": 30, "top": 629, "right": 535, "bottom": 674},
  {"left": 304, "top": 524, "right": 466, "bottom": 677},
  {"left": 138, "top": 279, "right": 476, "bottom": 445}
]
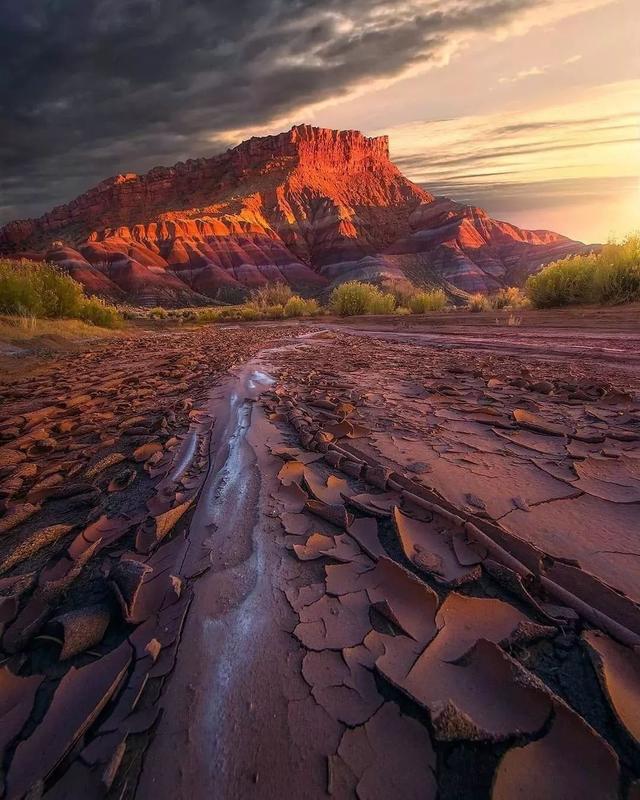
[{"left": 0, "top": 318, "right": 639, "bottom": 799}]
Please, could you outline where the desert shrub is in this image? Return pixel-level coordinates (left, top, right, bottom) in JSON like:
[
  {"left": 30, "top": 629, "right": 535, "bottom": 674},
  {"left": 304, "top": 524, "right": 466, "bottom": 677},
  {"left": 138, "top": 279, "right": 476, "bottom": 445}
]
[
  {"left": 303, "top": 297, "right": 321, "bottom": 316},
  {"left": 395, "top": 306, "right": 411, "bottom": 315},
  {"left": 0, "top": 259, "right": 122, "bottom": 327},
  {"left": 216, "top": 306, "right": 239, "bottom": 319},
  {"left": 264, "top": 304, "right": 285, "bottom": 319},
  {"left": 238, "top": 303, "right": 263, "bottom": 321},
  {"left": 329, "top": 281, "right": 396, "bottom": 316},
  {"left": 330, "top": 282, "right": 374, "bottom": 316},
  {"left": 591, "top": 235, "right": 640, "bottom": 304},
  {"left": 78, "top": 297, "right": 122, "bottom": 328},
  {"left": 195, "top": 308, "right": 223, "bottom": 323},
  {"left": 284, "top": 295, "right": 320, "bottom": 317},
  {"left": 282, "top": 296, "right": 306, "bottom": 317},
  {"left": 527, "top": 235, "right": 640, "bottom": 308},
  {"left": 467, "top": 293, "right": 491, "bottom": 312},
  {"left": 368, "top": 291, "right": 396, "bottom": 315},
  {"left": 251, "top": 282, "right": 293, "bottom": 308},
  {"left": 0, "top": 258, "right": 85, "bottom": 318},
  {"left": 408, "top": 289, "right": 447, "bottom": 313},
  {"left": 505, "top": 286, "right": 528, "bottom": 308},
  {"left": 489, "top": 287, "right": 529, "bottom": 310},
  {"left": 39, "top": 266, "right": 86, "bottom": 317},
  {"left": 526, "top": 254, "right": 597, "bottom": 307},
  {"left": 381, "top": 277, "right": 416, "bottom": 307},
  {"left": 149, "top": 306, "right": 168, "bottom": 319},
  {"left": 489, "top": 290, "right": 510, "bottom": 310}
]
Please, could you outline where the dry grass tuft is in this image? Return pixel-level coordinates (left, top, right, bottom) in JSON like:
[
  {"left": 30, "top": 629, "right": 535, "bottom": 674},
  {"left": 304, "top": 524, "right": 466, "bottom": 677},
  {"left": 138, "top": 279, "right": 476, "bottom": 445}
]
[
  {"left": 0, "top": 315, "right": 122, "bottom": 344},
  {"left": 468, "top": 293, "right": 491, "bottom": 312}
]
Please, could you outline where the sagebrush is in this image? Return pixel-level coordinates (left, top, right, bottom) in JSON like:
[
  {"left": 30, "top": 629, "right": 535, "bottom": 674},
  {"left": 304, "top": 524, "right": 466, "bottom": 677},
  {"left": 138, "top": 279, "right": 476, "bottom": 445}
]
[
  {"left": 526, "top": 234, "right": 640, "bottom": 307},
  {"left": 284, "top": 296, "right": 320, "bottom": 317},
  {"left": 466, "top": 286, "right": 528, "bottom": 312},
  {"left": 0, "top": 259, "right": 122, "bottom": 328},
  {"left": 250, "top": 282, "right": 294, "bottom": 308},
  {"left": 467, "top": 293, "right": 490, "bottom": 312},
  {"left": 408, "top": 289, "right": 447, "bottom": 313},
  {"left": 330, "top": 282, "right": 377, "bottom": 316}
]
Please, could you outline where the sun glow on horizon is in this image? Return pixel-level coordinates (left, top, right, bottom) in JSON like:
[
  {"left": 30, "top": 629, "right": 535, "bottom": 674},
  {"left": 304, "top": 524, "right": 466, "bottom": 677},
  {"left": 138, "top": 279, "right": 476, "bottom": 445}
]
[{"left": 376, "top": 80, "right": 639, "bottom": 243}]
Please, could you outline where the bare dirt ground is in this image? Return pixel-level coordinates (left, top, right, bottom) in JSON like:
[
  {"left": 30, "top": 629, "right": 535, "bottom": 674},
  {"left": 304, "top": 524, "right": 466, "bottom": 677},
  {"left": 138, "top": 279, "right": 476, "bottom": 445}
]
[
  {"left": 0, "top": 316, "right": 126, "bottom": 386},
  {"left": 0, "top": 312, "right": 639, "bottom": 800}
]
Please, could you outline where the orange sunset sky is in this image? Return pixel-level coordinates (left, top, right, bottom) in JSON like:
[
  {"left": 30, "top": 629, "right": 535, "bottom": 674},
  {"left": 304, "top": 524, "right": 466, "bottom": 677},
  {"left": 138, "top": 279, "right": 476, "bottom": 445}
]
[
  {"left": 2, "top": 0, "right": 637, "bottom": 244},
  {"left": 226, "top": 0, "right": 638, "bottom": 243}
]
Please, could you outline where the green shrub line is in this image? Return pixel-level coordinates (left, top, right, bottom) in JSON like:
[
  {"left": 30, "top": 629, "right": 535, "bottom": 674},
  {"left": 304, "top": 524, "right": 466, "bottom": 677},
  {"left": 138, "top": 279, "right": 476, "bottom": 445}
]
[
  {"left": 329, "top": 281, "right": 453, "bottom": 316},
  {"left": 467, "top": 287, "right": 529, "bottom": 313},
  {"left": 526, "top": 234, "right": 640, "bottom": 308},
  {"left": 0, "top": 259, "right": 122, "bottom": 328},
  {"left": 6, "top": 239, "right": 638, "bottom": 331},
  {"left": 135, "top": 281, "right": 452, "bottom": 321},
  {"left": 139, "top": 294, "right": 321, "bottom": 324}
]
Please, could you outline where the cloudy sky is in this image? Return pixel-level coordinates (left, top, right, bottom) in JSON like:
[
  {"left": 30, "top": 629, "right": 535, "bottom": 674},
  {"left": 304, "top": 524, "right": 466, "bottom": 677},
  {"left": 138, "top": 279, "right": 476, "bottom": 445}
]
[{"left": 0, "top": 0, "right": 637, "bottom": 241}]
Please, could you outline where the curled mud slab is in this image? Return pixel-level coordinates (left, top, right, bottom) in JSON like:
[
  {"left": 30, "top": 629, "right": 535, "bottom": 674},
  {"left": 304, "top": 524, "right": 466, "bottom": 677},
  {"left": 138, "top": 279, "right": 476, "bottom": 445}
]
[{"left": 1, "top": 319, "right": 639, "bottom": 799}]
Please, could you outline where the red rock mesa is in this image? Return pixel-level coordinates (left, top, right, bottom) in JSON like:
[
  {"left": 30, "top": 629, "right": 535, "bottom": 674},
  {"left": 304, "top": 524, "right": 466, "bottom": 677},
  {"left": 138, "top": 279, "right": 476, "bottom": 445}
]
[{"left": 0, "top": 125, "right": 588, "bottom": 304}]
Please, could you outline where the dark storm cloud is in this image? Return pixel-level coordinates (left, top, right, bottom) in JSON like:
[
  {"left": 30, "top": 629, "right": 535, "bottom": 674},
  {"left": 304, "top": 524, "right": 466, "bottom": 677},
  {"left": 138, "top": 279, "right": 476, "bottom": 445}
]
[{"left": 0, "top": 0, "right": 543, "bottom": 223}]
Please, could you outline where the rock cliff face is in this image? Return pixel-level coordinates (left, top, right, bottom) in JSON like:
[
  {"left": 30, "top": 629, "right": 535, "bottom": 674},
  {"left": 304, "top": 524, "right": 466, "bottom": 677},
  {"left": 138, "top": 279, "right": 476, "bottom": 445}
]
[{"left": 0, "top": 125, "right": 588, "bottom": 304}]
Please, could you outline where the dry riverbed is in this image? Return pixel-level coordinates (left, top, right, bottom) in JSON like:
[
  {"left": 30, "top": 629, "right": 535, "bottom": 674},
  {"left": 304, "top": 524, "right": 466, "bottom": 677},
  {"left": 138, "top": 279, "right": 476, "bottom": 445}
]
[{"left": 0, "top": 315, "right": 638, "bottom": 799}]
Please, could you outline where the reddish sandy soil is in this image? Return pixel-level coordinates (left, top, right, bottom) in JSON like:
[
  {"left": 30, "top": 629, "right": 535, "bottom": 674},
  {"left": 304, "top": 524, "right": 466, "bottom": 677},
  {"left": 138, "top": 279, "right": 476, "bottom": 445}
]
[{"left": 0, "top": 312, "right": 639, "bottom": 800}]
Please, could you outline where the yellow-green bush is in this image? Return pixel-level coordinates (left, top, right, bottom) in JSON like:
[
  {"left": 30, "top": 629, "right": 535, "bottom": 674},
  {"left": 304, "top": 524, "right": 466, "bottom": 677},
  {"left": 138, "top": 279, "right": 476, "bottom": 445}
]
[
  {"left": 526, "top": 256, "right": 596, "bottom": 307},
  {"left": 218, "top": 306, "right": 240, "bottom": 319},
  {"left": 330, "top": 282, "right": 373, "bottom": 316},
  {"left": 305, "top": 297, "right": 321, "bottom": 316},
  {"left": 408, "top": 289, "right": 447, "bottom": 313},
  {"left": 238, "top": 303, "right": 262, "bottom": 321},
  {"left": 283, "top": 296, "right": 320, "bottom": 317},
  {"left": 78, "top": 297, "right": 122, "bottom": 328},
  {"left": 194, "top": 308, "right": 223, "bottom": 323},
  {"left": 526, "top": 235, "right": 640, "bottom": 307},
  {"left": 466, "top": 286, "right": 528, "bottom": 312},
  {"left": 368, "top": 291, "right": 396, "bottom": 315},
  {"left": 187, "top": 295, "right": 322, "bottom": 323},
  {"left": 590, "top": 235, "right": 640, "bottom": 304},
  {"left": 0, "top": 258, "right": 84, "bottom": 318},
  {"left": 329, "top": 281, "right": 397, "bottom": 316},
  {"left": 264, "top": 304, "right": 285, "bottom": 319},
  {"left": 0, "top": 259, "right": 122, "bottom": 328}
]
